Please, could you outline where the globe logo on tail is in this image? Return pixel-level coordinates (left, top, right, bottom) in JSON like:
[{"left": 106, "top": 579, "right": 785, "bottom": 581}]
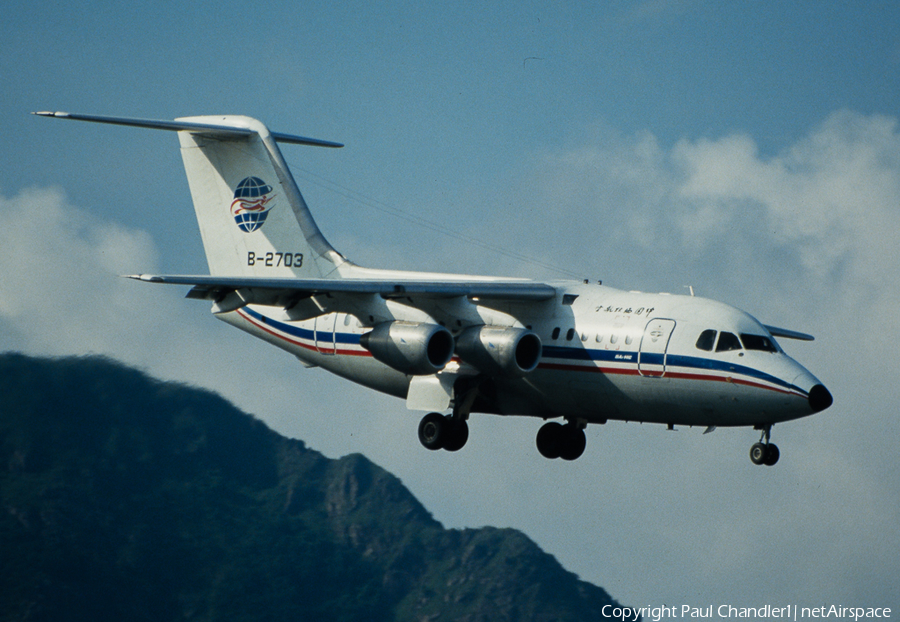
[{"left": 231, "top": 177, "right": 275, "bottom": 233}]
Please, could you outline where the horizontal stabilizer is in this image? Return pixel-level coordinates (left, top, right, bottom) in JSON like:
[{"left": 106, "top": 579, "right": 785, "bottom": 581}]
[
  {"left": 32, "top": 111, "right": 343, "bottom": 148},
  {"left": 764, "top": 324, "right": 814, "bottom": 341}
]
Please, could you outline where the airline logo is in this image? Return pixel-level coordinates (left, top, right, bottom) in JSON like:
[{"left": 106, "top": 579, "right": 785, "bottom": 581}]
[{"left": 231, "top": 177, "right": 275, "bottom": 232}]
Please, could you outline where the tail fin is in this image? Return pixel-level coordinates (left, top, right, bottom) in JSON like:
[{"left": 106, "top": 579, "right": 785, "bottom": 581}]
[
  {"left": 176, "top": 115, "right": 346, "bottom": 277},
  {"left": 33, "top": 111, "right": 348, "bottom": 278}
]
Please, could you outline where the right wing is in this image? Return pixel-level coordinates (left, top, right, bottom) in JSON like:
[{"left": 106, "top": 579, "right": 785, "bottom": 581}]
[{"left": 764, "top": 325, "right": 815, "bottom": 342}]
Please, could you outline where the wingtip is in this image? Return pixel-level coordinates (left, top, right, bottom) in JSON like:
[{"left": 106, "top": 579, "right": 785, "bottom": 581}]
[
  {"left": 122, "top": 274, "right": 160, "bottom": 282},
  {"left": 32, "top": 111, "right": 68, "bottom": 118}
]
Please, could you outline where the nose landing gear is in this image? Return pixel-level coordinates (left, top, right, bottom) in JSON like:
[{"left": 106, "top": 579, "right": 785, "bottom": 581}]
[{"left": 750, "top": 425, "right": 780, "bottom": 466}]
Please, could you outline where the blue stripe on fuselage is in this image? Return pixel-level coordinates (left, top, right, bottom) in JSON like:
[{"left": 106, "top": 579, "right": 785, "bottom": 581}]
[
  {"left": 243, "top": 307, "right": 362, "bottom": 345},
  {"left": 542, "top": 344, "right": 802, "bottom": 394},
  {"left": 241, "top": 308, "right": 802, "bottom": 396}
]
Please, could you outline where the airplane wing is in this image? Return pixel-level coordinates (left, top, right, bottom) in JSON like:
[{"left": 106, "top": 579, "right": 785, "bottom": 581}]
[
  {"left": 763, "top": 324, "right": 815, "bottom": 342},
  {"left": 126, "top": 274, "right": 557, "bottom": 316}
]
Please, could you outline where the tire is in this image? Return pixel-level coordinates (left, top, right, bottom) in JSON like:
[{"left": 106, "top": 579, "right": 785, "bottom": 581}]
[
  {"left": 763, "top": 443, "right": 780, "bottom": 466},
  {"left": 442, "top": 417, "right": 469, "bottom": 452},
  {"left": 750, "top": 442, "right": 767, "bottom": 465},
  {"left": 559, "top": 426, "right": 586, "bottom": 461},
  {"left": 536, "top": 422, "right": 563, "bottom": 459},
  {"left": 418, "top": 412, "right": 446, "bottom": 450}
]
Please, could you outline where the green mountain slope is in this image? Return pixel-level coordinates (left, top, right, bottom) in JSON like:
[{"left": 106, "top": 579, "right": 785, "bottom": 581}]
[{"left": 0, "top": 353, "right": 630, "bottom": 621}]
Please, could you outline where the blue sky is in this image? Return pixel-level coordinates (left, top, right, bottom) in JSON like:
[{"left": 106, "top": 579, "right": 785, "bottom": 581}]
[{"left": 3, "top": 0, "right": 899, "bottom": 612}]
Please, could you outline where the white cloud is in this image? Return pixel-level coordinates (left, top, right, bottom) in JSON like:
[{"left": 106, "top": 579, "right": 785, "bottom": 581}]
[
  {"left": 0, "top": 187, "right": 159, "bottom": 353},
  {"left": 0, "top": 187, "right": 327, "bottom": 420},
  {"left": 672, "top": 111, "right": 900, "bottom": 288}
]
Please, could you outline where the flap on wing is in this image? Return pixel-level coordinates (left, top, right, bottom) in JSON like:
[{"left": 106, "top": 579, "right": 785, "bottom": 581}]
[{"left": 406, "top": 373, "right": 458, "bottom": 412}]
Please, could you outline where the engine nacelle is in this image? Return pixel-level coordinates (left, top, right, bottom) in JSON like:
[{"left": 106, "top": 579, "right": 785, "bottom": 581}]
[
  {"left": 359, "top": 321, "right": 455, "bottom": 376},
  {"left": 455, "top": 326, "right": 542, "bottom": 377}
]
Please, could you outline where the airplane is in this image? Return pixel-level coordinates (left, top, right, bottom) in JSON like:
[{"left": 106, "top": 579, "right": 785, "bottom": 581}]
[{"left": 35, "top": 111, "right": 833, "bottom": 465}]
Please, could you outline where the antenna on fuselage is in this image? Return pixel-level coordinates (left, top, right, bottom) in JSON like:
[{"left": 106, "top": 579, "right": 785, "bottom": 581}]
[{"left": 685, "top": 285, "right": 695, "bottom": 297}]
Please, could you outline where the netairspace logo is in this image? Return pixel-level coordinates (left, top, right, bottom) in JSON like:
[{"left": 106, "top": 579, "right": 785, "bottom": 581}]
[{"left": 602, "top": 604, "right": 892, "bottom": 622}]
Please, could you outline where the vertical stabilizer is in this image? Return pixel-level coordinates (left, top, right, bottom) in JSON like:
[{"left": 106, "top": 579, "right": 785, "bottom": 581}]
[
  {"left": 176, "top": 115, "right": 347, "bottom": 278},
  {"left": 33, "top": 111, "right": 349, "bottom": 278}
]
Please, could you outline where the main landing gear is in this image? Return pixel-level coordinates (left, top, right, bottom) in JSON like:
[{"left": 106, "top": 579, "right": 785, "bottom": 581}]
[
  {"left": 418, "top": 412, "right": 469, "bottom": 452},
  {"left": 417, "top": 378, "right": 477, "bottom": 453},
  {"left": 750, "top": 425, "right": 780, "bottom": 466},
  {"left": 415, "top": 377, "right": 590, "bottom": 459},
  {"left": 536, "top": 421, "right": 587, "bottom": 461}
]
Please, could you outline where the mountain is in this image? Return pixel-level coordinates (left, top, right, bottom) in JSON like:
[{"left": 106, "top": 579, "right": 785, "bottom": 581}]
[{"left": 0, "top": 353, "right": 631, "bottom": 621}]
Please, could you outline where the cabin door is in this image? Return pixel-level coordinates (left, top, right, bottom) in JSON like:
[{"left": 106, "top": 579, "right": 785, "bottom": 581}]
[
  {"left": 314, "top": 313, "right": 337, "bottom": 355},
  {"left": 638, "top": 319, "right": 676, "bottom": 377}
]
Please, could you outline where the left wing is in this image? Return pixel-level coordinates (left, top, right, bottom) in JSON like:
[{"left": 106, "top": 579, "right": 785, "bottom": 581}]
[{"left": 126, "top": 273, "right": 557, "bottom": 318}]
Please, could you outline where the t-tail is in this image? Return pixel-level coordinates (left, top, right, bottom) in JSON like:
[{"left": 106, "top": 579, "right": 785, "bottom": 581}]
[{"left": 32, "top": 111, "right": 348, "bottom": 278}]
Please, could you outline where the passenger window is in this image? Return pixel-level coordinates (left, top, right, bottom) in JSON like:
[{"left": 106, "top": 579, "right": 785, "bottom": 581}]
[
  {"left": 696, "top": 329, "right": 717, "bottom": 351},
  {"left": 716, "top": 332, "right": 742, "bottom": 352},
  {"left": 566, "top": 328, "right": 575, "bottom": 341},
  {"left": 740, "top": 334, "right": 777, "bottom": 352},
  {"left": 625, "top": 335, "right": 633, "bottom": 345},
  {"left": 595, "top": 334, "right": 603, "bottom": 343},
  {"left": 552, "top": 327, "right": 560, "bottom": 340},
  {"left": 610, "top": 334, "right": 618, "bottom": 345}
]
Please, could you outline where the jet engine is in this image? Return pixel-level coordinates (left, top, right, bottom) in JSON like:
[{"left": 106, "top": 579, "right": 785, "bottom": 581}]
[
  {"left": 455, "top": 326, "right": 542, "bottom": 377},
  {"left": 359, "top": 321, "right": 455, "bottom": 376}
]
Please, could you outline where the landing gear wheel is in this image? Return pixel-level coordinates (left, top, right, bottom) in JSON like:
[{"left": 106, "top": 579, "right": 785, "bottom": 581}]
[
  {"left": 418, "top": 412, "right": 446, "bottom": 450},
  {"left": 559, "top": 425, "right": 586, "bottom": 461},
  {"left": 750, "top": 424, "right": 781, "bottom": 466},
  {"left": 750, "top": 442, "right": 768, "bottom": 465},
  {"left": 536, "top": 422, "right": 563, "bottom": 459},
  {"left": 442, "top": 417, "right": 469, "bottom": 452},
  {"left": 537, "top": 422, "right": 587, "bottom": 460}
]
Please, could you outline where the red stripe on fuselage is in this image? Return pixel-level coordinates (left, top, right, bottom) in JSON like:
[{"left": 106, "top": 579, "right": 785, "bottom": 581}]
[
  {"left": 236, "top": 310, "right": 803, "bottom": 398},
  {"left": 537, "top": 361, "right": 803, "bottom": 397},
  {"left": 236, "top": 309, "right": 371, "bottom": 358}
]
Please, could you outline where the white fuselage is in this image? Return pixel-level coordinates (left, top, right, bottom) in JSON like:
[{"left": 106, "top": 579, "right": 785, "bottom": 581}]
[{"left": 220, "top": 281, "right": 823, "bottom": 429}]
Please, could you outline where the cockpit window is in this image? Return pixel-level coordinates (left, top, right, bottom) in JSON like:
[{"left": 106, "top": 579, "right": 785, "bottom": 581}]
[
  {"left": 740, "top": 333, "right": 777, "bottom": 352},
  {"left": 696, "top": 329, "right": 717, "bottom": 351},
  {"left": 715, "top": 332, "right": 742, "bottom": 352}
]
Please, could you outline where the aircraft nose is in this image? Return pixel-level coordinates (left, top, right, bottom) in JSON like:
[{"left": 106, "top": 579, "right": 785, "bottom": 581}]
[{"left": 808, "top": 384, "right": 833, "bottom": 413}]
